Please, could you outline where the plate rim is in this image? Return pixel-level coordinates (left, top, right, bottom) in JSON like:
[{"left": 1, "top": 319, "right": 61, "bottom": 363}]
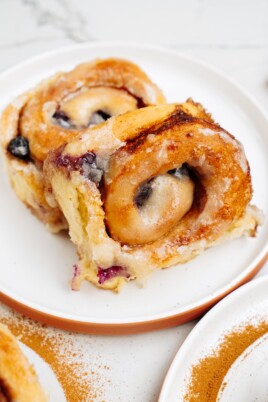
[
  {"left": 0, "top": 41, "right": 268, "bottom": 334},
  {"left": 158, "top": 274, "right": 268, "bottom": 401},
  {"left": 0, "top": 258, "right": 266, "bottom": 334}
]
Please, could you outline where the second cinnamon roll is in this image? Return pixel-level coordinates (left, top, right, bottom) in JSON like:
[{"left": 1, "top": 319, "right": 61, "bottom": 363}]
[
  {"left": 0, "top": 323, "right": 47, "bottom": 401},
  {"left": 0, "top": 58, "right": 165, "bottom": 231}
]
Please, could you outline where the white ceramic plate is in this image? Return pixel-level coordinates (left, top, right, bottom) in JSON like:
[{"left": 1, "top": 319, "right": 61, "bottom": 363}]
[
  {"left": 0, "top": 43, "right": 267, "bottom": 334},
  {"left": 19, "top": 342, "right": 65, "bottom": 400},
  {"left": 159, "top": 275, "right": 268, "bottom": 401}
]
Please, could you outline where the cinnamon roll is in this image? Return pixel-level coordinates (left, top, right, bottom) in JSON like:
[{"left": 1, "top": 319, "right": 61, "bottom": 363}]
[
  {"left": 0, "top": 58, "right": 165, "bottom": 232},
  {"left": 0, "top": 323, "right": 47, "bottom": 401},
  {"left": 44, "top": 100, "right": 262, "bottom": 291}
]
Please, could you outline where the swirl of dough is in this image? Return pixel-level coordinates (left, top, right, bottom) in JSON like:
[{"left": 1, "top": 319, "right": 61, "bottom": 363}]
[
  {"left": 0, "top": 58, "right": 165, "bottom": 231},
  {"left": 44, "top": 100, "right": 262, "bottom": 291}
]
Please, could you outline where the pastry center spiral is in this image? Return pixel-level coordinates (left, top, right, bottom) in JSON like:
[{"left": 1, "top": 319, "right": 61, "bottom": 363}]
[
  {"left": 105, "top": 166, "right": 194, "bottom": 245},
  {"left": 53, "top": 87, "right": 138, "bottom": 129}
]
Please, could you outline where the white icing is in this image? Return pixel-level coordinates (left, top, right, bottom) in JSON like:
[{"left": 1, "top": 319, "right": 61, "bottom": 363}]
[
  {"left": 147, "top": 134, "right": 155, "bottom": 142},
  {"left": 96, "top": 154, "right": 110, "bottom": 173},
  {"left": 43, "top": 101, "right": 57, "bottom": 120},
  {"left": 222, "top": 177, "right": 232, "bottom": 192},
  {"left": 235, "top": 147, "right": 248, "bottom": 173},
  {"left": 246, "top": 205, "right": 265, "bottom": 226},
  {"left": 40, "top": 123, "right": 47, "bottom": 131},
  {"left": 11, "top": 96, "right": 24, "bottom": 109},
  {"left": 198, "top": 127, "right": 248, "bottom": 173},
  {"left": 198, "top": 127, "right": 216, "bottom": 136},
  {"left": 156, "top": 243, "right": 170, "bottom": 258},
  {"left": 121, "top": 245, "right": 130, "bottom": 251},
  {"left": 76, "top": 80, "right": 84, "bottom": 88},
  {"left": 199, "top": 154, "right": 206, "bottom": 166},
  {"left": 157, "top": 145, "right": 168, "bottom": 161},
  {"left": 59, "top": 76, "right": 67, "bottom": 82},
  {"left": 143, "top": 82, "right": 158, "bottom": 104}
]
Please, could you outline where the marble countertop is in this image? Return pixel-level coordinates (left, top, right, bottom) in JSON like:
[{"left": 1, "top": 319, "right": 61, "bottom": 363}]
[{"left": 0, "top": 0, "right": 268, "bottom": 401}]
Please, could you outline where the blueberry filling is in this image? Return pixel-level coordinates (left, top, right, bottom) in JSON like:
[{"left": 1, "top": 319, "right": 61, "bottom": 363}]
[
  {"left": 134, "top": 165, "right": 192, "bottom": 209},
  {"left": 53, "top": 109, "right": 111, "bottom": 129},
  {"left": 52, "top": 110, "right": 71, "bottom": 129},
  {"left": 168, "top": 164, "right": 189, "bottom": 179},
  {"left": 56, "top": 151, "right": 96, "bottom": 169},
  {"left": 7, "top": 135, "right": 30, "bottom": 161},
  {"left": 89, "top": 110, "right": 111, "bottom": 126},
  {"left": 83, "top": 164, "right": 103, "bottom": 184},
  {"left": 79, "top": 152, "right": 96, "bottom": 165},
  {"left": 134, "top": 182, "right": 153, "bottom": 208},
  {"left": 56, "top": 151, "right": 103, "bottom": 185},
  {"left": 97, "top": 266, "right": 130, "bottom": 285}
]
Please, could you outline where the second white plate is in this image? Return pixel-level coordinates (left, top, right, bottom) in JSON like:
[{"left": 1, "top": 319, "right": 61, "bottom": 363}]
[{"left": 159, "top": 275, "right": 268, "bottom": 401}]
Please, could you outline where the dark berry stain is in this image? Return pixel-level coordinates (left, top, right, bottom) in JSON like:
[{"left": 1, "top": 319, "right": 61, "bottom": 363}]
[
  {"left": 56, "top": 151, "right": 103, "bottom": 185},
  {"left": 134, "top": 182, "right": 153, "bottom": 208},
  {"left": 97, "top": 266, "right": 130, "bottom": 285},
  {"left": 7, "top": 135, "right": 30, "bottom": 161},
  {"left": 56, "top": 151, "right": 96, "bottom": 169}
]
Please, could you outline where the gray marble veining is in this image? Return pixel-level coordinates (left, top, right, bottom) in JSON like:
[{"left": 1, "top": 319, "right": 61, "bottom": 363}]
[{"left": 21, "top": 0, "right": 92, "bottom": 42}]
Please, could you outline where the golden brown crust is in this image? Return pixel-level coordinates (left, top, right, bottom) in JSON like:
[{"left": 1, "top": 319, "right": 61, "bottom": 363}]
[
  {"left": 45, "top": 100, "right": 261, "bottom": 291},
  {"left": 20, "top": 58, "right": 165, "bottom": 162},
  {"left": 0, "top": 324, "right": 47, "bottom": 402},
  {"left": 0, "top": 58, "right": 165, "bottom": 232},
  {"left": 181, "top": 98, "right": 215, "bottom": 122}
]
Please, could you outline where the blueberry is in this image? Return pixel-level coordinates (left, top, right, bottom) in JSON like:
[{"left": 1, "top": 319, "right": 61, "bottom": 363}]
[
  {"left": 80, "top": 152, "right": 96, "bottom": 165},
  {"left": 96, "top": 110, "right": 111, "bottom": 121},
  {"left": 52, "top": 110, "right": 71, "bottom": 129},
  {"left": 82, "top": 165, "right": 103, "bottom": 185},
  {"left": 134, "top": 183, "right": 153, "bottom": 208},
  {"left": 89, "top": 110, "right": 111, "bottom": 126},
  {"left": 79, "top": 152, "right": 102, "bottom": 184},
  {"left": 7, "top": 136, "right": 30, "bottom": 161}
]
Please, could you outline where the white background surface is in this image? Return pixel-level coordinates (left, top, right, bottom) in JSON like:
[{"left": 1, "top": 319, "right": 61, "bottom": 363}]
[{"left": 0, "top": 1, "right": 267, "bottom": 401}]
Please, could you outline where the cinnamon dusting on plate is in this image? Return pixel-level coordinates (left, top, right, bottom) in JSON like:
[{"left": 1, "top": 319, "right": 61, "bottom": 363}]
[
  {"left": 184, "top": 320, "right": 268, "bottom": 402},
  {"left": 0, "top": 308, "right": 107, "bottom": 402}
]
